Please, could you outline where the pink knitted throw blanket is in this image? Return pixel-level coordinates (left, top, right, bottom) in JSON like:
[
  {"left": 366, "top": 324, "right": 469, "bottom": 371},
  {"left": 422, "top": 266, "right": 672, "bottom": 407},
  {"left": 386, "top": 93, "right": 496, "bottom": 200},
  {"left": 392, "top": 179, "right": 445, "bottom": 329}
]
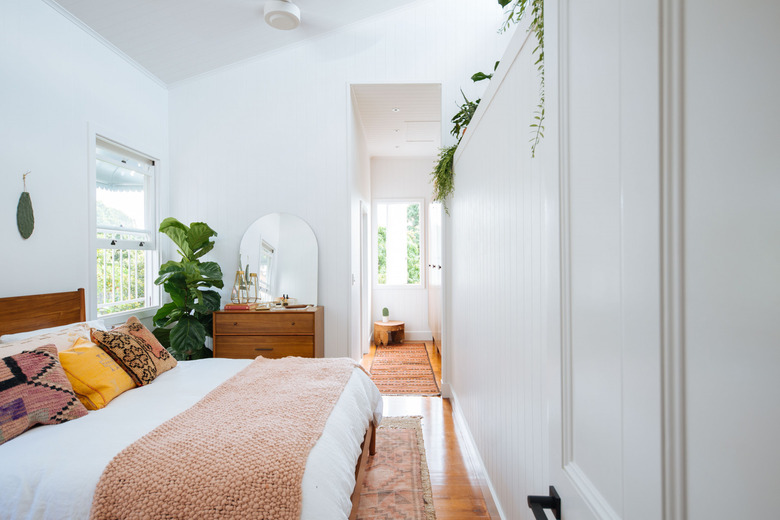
[{"left": 90, "top": 356, "right": 359, "bottom": 520}]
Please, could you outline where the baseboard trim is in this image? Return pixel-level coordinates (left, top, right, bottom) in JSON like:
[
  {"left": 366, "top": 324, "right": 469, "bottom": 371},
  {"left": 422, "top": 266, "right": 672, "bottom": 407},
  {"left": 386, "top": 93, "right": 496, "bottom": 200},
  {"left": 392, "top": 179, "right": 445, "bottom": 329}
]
[
  {"left": 369, "top": 331, "right": 432, "bottom": 343},
  {"left": 449, "top": 388, "right": 506, "bottom": 520},
  {"left": 404, "top": 331, "right": 433, "bottom": 341}
]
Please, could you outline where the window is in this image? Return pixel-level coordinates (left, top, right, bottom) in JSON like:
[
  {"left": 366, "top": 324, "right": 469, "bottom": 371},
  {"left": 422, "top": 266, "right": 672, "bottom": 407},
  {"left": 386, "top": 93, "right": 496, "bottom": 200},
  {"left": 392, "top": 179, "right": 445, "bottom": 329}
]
[
  {"left": 376, "top": 200, "right": 423, "bottom": 286},
  {"left": 95, "top": 138, "right": 158, "bottom": 316}
]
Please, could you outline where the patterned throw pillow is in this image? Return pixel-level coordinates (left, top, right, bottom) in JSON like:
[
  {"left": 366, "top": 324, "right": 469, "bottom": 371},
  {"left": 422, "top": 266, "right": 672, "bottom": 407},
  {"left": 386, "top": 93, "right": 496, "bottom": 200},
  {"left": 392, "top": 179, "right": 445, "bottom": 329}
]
[
  {"left": 90, "top": 317, "right": 177, "bottom": 386},
  {"left": 0, "top": 345, "right": 89, "bottom": 445},
  {"left": 59, "top": 337, "right": 136, "bottom": 410}
]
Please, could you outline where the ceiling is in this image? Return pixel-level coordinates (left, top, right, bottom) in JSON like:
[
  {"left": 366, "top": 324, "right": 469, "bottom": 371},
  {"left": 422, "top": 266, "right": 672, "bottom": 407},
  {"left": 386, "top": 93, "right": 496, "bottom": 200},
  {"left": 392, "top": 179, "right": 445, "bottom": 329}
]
[
  {"left": 352, "top": 84, "right": 441, "bottom": 158},
  {"left": 50, "top": 0, "right": 418, "bottom": 85}
]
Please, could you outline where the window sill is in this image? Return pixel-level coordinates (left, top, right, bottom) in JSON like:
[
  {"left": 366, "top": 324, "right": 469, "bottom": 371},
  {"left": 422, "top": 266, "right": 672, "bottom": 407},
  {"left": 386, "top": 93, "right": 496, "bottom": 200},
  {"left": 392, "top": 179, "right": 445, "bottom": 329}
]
[{"left": 100, "top": 306, "right": 160, "bottom": 328}]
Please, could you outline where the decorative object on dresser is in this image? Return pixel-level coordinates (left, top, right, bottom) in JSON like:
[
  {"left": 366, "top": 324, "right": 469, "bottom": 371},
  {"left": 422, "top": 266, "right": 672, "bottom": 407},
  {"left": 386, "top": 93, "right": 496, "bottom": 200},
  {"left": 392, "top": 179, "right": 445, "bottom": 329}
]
[
  {"left": 213, "top": 307, "right": 324, "bottom": 359},
  {"left": 152, "top": 217, "right": 224, "bottom": 360}
]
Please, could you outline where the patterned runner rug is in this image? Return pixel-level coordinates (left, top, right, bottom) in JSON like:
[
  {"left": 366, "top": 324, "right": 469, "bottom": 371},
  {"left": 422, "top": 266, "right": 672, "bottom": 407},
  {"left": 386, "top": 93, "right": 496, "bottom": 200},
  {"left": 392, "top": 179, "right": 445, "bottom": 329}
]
[
  {"left": 357, "top": 416, "right": 435, "bottom": 520},
  {"left": 369, "top": 343, "right": 440, "bottom": 396}
]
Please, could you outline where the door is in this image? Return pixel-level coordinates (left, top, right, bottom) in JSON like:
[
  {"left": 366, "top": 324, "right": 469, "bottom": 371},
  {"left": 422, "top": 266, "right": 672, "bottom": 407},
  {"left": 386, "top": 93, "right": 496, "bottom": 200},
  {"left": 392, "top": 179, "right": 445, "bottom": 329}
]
[
  {"left": 542, "top": 0, "right": 663, "bottom": 518},
  {"left": 427, "top": 202, "right": 442, "bottom": 352}
]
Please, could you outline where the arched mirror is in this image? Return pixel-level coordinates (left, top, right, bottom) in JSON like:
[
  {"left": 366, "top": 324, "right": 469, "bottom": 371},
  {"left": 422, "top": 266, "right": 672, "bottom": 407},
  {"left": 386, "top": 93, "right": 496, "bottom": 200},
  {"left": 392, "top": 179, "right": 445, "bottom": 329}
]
[{"left": 239, "top": 213, "right": 318, "bottom": 305}]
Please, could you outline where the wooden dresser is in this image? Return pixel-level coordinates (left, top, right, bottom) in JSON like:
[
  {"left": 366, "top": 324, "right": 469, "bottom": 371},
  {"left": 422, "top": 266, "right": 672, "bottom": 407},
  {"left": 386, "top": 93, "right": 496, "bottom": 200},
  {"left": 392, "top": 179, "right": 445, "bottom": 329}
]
[{"left": 212, "top": 307, "right": 324, "bottom": 359}]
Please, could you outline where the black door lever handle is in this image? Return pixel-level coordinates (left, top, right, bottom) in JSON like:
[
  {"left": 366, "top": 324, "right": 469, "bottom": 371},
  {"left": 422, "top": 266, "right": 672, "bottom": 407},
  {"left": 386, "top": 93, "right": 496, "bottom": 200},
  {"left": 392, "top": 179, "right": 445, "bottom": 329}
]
[{"left": 528, "top": 486, "right": 561, "bottom": 519}]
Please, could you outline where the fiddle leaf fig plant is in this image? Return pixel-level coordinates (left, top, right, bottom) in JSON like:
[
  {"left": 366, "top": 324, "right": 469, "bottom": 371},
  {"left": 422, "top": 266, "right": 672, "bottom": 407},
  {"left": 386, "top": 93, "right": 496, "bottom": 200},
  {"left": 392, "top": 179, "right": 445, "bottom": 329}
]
[{"left": 152, "top": 218, "right": 224, "bottom": 360}]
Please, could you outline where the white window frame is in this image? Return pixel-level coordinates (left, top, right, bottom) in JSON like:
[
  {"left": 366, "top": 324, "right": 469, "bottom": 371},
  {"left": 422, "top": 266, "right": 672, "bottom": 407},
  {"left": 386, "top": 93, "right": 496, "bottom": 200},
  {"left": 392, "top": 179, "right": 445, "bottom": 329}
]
[
  {"left": 88, "top": 129, "right": 161, "bottom": 322},
  {"left": 373, "top": 198, "right": 426, "bottom": 290}
]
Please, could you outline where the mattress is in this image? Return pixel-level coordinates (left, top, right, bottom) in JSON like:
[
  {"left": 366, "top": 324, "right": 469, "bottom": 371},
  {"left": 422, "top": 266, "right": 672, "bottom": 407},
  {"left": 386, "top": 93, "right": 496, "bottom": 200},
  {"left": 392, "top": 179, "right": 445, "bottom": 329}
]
[{"left": 0, "top": 358, "right": 382, "bottom": 520}]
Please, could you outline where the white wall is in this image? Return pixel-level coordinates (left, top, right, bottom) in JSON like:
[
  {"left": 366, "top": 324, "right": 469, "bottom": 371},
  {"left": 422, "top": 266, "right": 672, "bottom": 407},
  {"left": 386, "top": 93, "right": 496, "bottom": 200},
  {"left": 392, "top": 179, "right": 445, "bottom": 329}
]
[
  {"left": 449, "top": 25, "right": 551, "bottom": 517},
  {"left": 348, "top": 89, "right": 371, "bottom": 359},
  {"left": 683, "top": 1, "right": 780, "bottom": 518},
  {"left": 0, "top": 0, "right": 168, "bottom": 311},
  {"left": 168, "top": 0, "right": 512, "bottom": 357},
  {"left": 451, "top": 1, "right": 780, "bottom": 518},
  {"left": 371, "top": 156, "right": 435, "bottom": 341}
]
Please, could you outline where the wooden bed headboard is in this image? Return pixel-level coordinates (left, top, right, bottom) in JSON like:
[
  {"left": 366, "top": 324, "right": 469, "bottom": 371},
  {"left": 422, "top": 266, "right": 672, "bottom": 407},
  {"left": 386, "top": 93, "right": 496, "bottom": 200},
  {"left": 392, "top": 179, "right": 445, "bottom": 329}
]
[{"left": 0, "top": 288, "right": 86, "bottom": 336}]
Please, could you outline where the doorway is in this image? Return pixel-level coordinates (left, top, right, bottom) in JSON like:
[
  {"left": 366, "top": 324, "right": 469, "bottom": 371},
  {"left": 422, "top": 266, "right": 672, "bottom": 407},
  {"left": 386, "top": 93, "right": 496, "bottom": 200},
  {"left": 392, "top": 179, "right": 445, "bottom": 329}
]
[{"left": 349, "top": 82, "right": 443, "bottom": 394}]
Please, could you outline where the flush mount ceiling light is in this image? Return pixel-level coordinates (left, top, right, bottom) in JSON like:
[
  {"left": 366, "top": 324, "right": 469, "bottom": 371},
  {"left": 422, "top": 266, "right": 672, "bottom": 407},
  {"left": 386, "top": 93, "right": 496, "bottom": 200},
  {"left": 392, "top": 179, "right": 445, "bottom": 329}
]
[{"left": 264, "top": 0, "right": 301, "bottom": 30}]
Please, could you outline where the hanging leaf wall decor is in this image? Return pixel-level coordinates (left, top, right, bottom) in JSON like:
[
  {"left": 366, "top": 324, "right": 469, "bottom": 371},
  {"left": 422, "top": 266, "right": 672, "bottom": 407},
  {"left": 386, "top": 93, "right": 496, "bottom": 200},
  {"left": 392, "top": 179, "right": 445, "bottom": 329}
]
[{"left": 17, "top": 189, "right": 34, "bottom": 239}]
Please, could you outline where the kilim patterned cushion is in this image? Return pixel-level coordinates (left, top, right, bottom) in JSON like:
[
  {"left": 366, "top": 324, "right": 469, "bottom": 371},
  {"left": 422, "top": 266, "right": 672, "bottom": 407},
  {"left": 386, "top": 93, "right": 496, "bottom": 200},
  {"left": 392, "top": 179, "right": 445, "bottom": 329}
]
[
  {"left": 90, "top": 316, "right": 177, "bottom": 386},
  {"left": 0, "top": 345, "right": 88, "bottom": 445}
]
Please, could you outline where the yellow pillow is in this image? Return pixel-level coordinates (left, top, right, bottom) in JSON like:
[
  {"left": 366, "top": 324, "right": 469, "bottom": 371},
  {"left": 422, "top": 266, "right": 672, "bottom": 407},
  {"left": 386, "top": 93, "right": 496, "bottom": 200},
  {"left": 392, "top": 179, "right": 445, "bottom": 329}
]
[{"left": 58, "top": 338, "right": 136, "bottom": 410}]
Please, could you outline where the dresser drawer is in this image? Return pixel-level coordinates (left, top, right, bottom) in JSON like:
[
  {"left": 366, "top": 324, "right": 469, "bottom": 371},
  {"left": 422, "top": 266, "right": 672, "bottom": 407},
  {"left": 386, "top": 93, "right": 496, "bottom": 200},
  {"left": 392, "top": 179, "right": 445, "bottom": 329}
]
[
  {"left": 214, "top": 336, "right": 314, "bottom": 359},
  {"left": 214, "top": 312, "right": 314, "bottom": 335}
]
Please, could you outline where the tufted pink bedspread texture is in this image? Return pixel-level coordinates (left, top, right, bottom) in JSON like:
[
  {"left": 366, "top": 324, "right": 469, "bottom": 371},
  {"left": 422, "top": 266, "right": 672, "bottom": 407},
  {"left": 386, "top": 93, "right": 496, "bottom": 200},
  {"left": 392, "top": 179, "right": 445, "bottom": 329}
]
[{"left": 89, "top": 356, "right": 359, "bottom": 520}]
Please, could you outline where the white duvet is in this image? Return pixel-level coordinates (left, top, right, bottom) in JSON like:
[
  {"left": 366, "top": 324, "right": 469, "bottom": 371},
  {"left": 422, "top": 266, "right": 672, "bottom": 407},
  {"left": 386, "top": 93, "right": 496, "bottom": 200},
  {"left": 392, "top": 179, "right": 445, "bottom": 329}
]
[{"left": 0, "top": 358, "right": 382, "bottom": 520}]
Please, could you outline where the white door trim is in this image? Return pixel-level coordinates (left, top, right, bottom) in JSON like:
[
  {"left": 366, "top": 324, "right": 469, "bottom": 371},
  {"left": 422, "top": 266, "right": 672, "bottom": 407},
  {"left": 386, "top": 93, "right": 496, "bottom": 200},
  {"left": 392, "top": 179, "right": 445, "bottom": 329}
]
[{"left": 660, "top": 0, "right": 686, "bottom": 518}]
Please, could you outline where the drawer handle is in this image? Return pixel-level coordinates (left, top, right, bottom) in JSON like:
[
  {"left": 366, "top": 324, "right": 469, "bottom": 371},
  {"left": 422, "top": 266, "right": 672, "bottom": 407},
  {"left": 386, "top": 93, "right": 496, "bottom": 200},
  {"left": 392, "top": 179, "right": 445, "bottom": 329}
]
[
  {"left": 255, "top": 348, "right": 273, "bottom": 352},
  {"left": 291, "top": 321, "right": 295, "bottom": 326},
  {"left": 233, "top": 322, "right": 238, "bottom": 326}
]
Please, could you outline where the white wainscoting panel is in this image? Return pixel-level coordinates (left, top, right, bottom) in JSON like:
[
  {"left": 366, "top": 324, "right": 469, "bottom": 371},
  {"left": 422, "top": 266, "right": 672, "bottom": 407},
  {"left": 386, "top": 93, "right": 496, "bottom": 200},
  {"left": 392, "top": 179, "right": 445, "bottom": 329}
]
[{"left": 450, "top": 25, "right": 548, "bottom": 518}]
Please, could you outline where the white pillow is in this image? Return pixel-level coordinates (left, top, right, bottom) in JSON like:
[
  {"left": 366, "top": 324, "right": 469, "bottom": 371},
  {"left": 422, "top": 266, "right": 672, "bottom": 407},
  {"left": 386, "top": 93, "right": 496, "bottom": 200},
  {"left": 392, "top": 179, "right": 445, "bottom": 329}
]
[
  {"left": 0, "top": 323, "right": 95, "bottom": 358},
  {"left": 0, "top": 319, "right": 107, "bottom": 343}
]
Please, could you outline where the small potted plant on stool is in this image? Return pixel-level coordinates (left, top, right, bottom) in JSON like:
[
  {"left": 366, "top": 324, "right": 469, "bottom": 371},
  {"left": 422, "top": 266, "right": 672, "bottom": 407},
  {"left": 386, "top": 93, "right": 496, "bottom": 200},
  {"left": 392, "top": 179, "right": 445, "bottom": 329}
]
[{"left": 382, "top": 307, "right": 389, "bottom": 323}]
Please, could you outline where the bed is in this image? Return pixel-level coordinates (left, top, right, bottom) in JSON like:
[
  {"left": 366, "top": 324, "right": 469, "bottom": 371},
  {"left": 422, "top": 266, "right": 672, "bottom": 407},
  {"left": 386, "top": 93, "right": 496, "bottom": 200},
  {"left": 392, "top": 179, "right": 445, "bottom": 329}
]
[{"left": 0, "top": 289, "right": 381, "bottom": 520}]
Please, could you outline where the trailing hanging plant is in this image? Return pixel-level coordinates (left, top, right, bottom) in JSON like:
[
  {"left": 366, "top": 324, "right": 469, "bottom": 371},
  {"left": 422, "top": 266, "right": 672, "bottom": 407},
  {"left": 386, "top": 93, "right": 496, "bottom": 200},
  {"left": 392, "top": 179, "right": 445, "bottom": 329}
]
[
  {"left": 430, "top": 76, "right": 494, "bottom": 213},
  {"left": 152, "top": 218, "right": 224, "bottom": 360},
  {"left": 431, "top": 144, "right": 457, "bottom": 214},
  {"left": 498, "top": 0, "right": 545, "bottom": 156}
]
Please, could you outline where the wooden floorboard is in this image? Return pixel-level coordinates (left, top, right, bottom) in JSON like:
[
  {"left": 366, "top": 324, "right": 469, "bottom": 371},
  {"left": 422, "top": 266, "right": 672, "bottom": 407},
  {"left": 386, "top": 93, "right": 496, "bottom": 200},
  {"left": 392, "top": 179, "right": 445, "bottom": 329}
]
[{"left": 362, "top": 342, "right": 492, "bottom": 519}]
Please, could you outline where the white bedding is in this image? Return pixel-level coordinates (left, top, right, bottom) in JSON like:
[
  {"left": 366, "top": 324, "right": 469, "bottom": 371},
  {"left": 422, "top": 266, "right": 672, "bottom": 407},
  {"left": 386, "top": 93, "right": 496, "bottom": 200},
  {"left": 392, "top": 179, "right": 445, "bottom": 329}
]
[{"left": 0, "top": 358, "right": 382, "bottom": 520}]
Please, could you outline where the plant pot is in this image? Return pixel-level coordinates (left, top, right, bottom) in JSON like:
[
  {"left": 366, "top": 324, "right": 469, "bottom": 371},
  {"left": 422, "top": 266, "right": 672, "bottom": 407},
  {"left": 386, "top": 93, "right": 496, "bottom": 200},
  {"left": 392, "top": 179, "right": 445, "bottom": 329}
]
[{"left": 382, "top": 316, "right": 388, "bottom": 323}]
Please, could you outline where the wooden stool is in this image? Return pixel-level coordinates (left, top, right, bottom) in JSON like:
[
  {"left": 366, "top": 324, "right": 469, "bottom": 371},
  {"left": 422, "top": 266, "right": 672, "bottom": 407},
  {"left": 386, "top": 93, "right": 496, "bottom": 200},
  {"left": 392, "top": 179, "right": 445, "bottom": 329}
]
[{"left": 374, "top": 320, "right": 405, "bottom": 346}]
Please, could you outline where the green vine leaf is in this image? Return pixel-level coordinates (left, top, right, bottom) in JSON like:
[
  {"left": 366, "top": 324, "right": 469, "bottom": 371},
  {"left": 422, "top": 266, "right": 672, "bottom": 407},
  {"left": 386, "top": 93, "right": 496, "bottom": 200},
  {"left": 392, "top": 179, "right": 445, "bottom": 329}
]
[{"left": 498, "top": 0, "right": 545, "bottom": 157}]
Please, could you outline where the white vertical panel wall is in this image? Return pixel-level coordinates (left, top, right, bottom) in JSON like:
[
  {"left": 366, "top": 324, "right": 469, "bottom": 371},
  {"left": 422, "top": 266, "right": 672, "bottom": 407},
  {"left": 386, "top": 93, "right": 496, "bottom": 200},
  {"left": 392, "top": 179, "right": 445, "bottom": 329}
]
[
  {"left": 169, "top": 0, "right": 512, "bottom": 357},
  {"left": 683, "top": 1, "right": 780, "bottom": 518},
  {"left": 370, "top": 156, "right": 435, "bottom": 340},
  {"left": 0, "top": 0, "right": 168, "bottom": 302},
  {"left": 450, "top": 27, "right": 549, "bottom": 518},
  {"left": 348, "top": 90, "right": 370, "bottom": 359}
]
